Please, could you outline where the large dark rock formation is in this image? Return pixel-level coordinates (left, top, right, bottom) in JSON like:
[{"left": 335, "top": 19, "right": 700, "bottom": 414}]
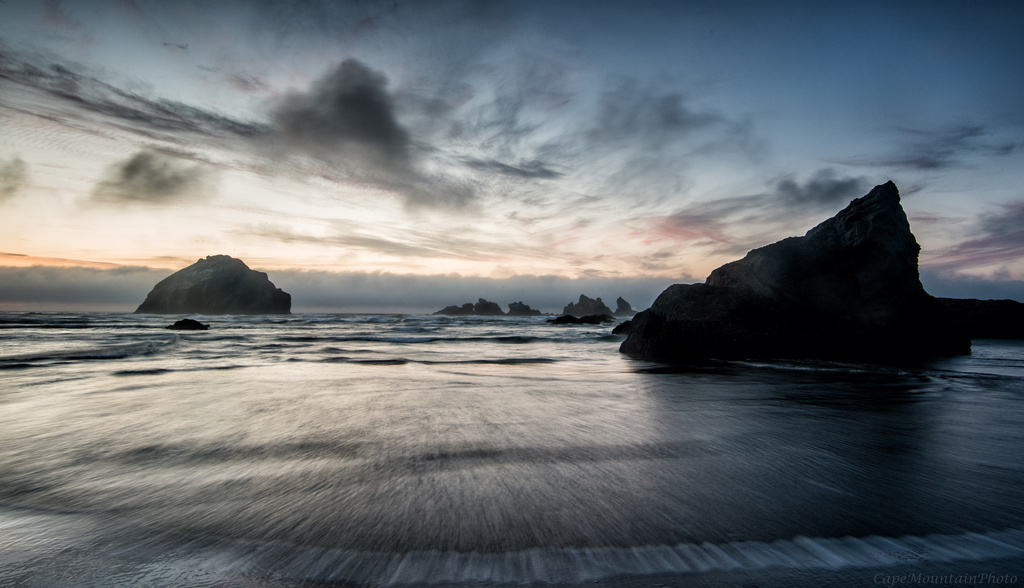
[
  {"left": 613, "top": 297, "right": 636, "bottom": 317},
  {"left": 562, "top": 295, "right": 613, "bottom": 317},
  {"left": 433, "top": 299, "right": 505, "bottom": 316},
  {"left": 507, "top": 301, "right": 543, "bottom": 316},
  {"left": 938, "top": 298, "right": 1024, "bottom": 339},
  {"left": 135, "top": 255, "right": 291, "bottom": 315},
  {"left": 620, "top": 182, "right": 970, "bottom": 362}
]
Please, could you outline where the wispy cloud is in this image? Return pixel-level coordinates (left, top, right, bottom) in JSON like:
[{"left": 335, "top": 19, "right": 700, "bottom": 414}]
[
  {"left": 247, "top": 221, "right": 550, "bottom": 263},
  {"left": 925, "top": 200, "right": 1024, "bottom": 271},
  {"left": 463, "top": 158, "right": 562, "bottom": 179},
  {"left": 586, "top": 79, "right": 751, "bottom": 152},
  {"left": 0, "top": 50, "right": 269, "bottom": 142},
  {"left": 0, "top": 156, "right": 27, "bottom": 201},
  {"left": 852, "top": 125, "right": 1019, "bottom": 170},
  {"left": 771, "top": 168, "right": 868, "bottom": 206},
  {"left": 92, "top": 150, "right": 215, "bottom": 204},
  {"left": 639, "top": 169, "right": 871, "bottom": 252}
]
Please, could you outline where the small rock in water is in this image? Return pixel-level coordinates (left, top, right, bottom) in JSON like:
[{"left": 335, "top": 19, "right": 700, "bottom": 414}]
[
  {"left": 166, "top": 318, "right": 209, "bottom": 330},
  {"left": 548, "top": 314, "right": 614, "bottom": 325}
]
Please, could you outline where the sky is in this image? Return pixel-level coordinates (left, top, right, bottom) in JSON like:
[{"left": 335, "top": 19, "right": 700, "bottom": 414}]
[{"left": 1, "top": 0, "right": 1023, "bottom": 312}]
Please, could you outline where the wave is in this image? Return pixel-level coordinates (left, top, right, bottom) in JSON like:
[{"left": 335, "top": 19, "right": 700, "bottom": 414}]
[
  {"left": 278, "top": 334, "right": 602, "bottom": 345},
  {"left": 1, "top": 503, "right": 1021, "bottom": 586},
  {"left": 315, "top": 356, "right": 558, "bottom": 367},
  {"left": 110, "top": 365, "right": 246, "bottom": 377},
  {"left": 0, "top": 338, "right": 177, "bottom": 367}
]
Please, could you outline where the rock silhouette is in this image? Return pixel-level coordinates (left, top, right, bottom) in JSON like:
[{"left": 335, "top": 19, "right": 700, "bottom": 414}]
[
  {"left": 507, "top": 301, "right": 542, "bottom": 316},
  {"left": 562, "top": 295, "right": 613, "bottom": 317},
  {"left": 620, "top": 182, "right": 969, "bottom": 361},
  {"left": 166, "top": 318, "right": 209, "bottom": 330},
  {"left": 548, "top": 314, "right": 614, "bottom": 325},
  {"left": 434, "top": 298, "right": 505, "bottom": 316},
  {"left": 135, "top": 255, "right": 291, "bottom": 315},
  {"left": 613, "top": 297, "right": 635, "bottom": 317}
]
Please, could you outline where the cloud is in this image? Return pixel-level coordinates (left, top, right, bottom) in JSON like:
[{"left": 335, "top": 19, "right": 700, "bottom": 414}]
[
  {"left": 641, "top": 169, "right": 871, "bottom": 251},
  {"left": 586, "top": 79, "right": 757, "bottom": 154},
  {"left": 567, "top": 77, "right": 764, "bottom": 200},
  {"left": 0, "top": 264, "right": 167, "bottom": 310},
  {"left": 270, "top": 59, "right": 475, "bottom": 209},
  {"left": 0, "top": 156, "right": 27, "bottom": 201},
  {"left": 272, "top": 59, "right": 410, "bottom": 168},
  {"left": 925, "top": 200, "right": 1024, "bottom": 271},
  {"left": 92, "top": 150, "right": 215, "bottom": 204},
  {"left": 772, "top": 168, "right": 868, "bottom": 206},
  {"left": 0, "top": 50, "right": 268, "bottom": 142},
  {"left": 248, "top": 221, "right": 552, "bottom": 262},
  {"left": 852, "top": 125, "right": 1019, "bottom": 170},
  {"left": 464, "top": 158, "right": 562, "bottom": 179},
  {"left": 920, "top": 268, "right": 1024, "bottom": 302}
]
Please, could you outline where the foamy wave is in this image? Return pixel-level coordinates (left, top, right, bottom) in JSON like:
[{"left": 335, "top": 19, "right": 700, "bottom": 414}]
[
  {"left": 0, "top": 338, "right": 177, "bottom": 366},
  {"left": 2, "top": 505, "right": 1022, "bottom": 586}
]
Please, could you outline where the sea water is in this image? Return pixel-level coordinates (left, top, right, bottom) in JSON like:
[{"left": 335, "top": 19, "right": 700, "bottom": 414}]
[{"left": 1, "top": 312, "right": 1023, "bottom": 586}]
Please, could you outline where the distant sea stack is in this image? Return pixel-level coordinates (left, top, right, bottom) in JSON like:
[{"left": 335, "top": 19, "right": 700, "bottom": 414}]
[
  {"left": 620, "top": 182, "right": 970, "bottom": 362},
  {"left": 613, "top": 297, "right": 636, "bottom": 317},
  {"left": 562, "top": 295, "right": 614, "bottom": 317},
  {"left": 433, "top": 299, "right": 505, "bottom": 316},
  {"left": 135, "top": 255, "right": 291, "bottom": 315},
  {"left": 507, "top": 302, "right": 543, "bottom": 316}
]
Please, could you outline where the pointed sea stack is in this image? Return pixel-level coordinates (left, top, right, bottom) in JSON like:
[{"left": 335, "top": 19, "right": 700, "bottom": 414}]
[
  {"left": 620, "top": 182, "right": 970, "bottom": 362},
  {"left": 562, "top": 295, "right": 614, "bottom": 317},
  {"left": 135, "top": 255, "right": 291, "bottom": 315},
  {"left": 613, "top": 297, "right": 635, "bottom": 317}
]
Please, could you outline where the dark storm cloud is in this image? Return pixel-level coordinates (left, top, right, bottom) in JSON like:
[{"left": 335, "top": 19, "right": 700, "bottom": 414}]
[
  {"left": 269, "top": 59, "right": 475, "bottom": 209},
  {"left": 926, "top": 200, "right": 1024, "bottom": 270},
  {"left": 92, "top": 150, "right": 214, "bottom": 204},
  {"left": 272, "top": 59, "right": 410, "bottom": 167},
  {"left": 0, "top": 156, "right": 27, "bottom": 201},
  {"left": 0, "top": 51, "right": 269, "bottom": 141},
  {"left": 464, "top": 158, "right": 562, "bottom": 179}
]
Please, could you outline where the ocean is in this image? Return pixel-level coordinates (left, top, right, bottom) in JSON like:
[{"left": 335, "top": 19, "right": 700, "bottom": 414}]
[{"left": 2, "top": 312, "right": 1024, "bottom": 587}]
